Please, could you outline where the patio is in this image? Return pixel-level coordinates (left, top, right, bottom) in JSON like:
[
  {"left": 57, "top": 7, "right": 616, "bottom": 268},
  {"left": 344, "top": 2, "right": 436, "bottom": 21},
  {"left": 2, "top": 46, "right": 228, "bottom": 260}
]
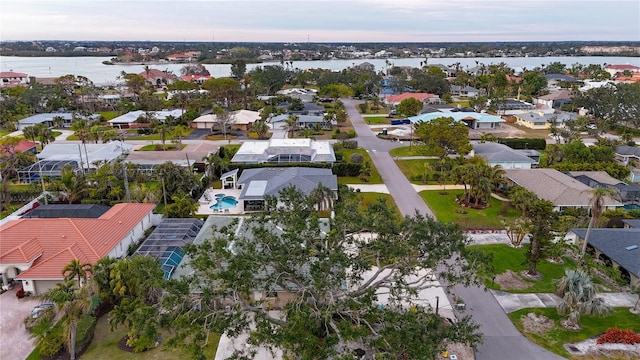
[{"left": 196, "top": 188, "right": 244, "bottom": 216}]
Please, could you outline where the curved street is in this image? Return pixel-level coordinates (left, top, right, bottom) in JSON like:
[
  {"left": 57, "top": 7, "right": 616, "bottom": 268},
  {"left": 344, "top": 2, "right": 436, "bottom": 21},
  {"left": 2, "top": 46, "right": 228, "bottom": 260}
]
[{"left": 342, "top": 98, "right": 565, "bottom": 360}]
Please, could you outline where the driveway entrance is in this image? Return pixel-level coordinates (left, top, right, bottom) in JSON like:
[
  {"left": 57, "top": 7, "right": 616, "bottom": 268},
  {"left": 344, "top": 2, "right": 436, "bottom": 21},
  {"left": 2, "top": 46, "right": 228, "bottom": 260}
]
[{"left": 0, "top": 287, "right": 39, "bottom": 360}]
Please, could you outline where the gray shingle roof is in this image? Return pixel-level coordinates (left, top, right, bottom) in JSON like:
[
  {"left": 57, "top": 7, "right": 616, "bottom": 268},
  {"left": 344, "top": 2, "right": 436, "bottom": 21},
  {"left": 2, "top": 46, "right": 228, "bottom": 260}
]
[
  {"left": 473, "top": 143, "right": 536, "bottom": 164},
  {"left": 238, "top": 167, "right": 337, "bottom": 200},
  {"left": 615, "top": 145, "right": 640, "bottom": 157},
  {"left": 622, "top": 219, "right": 640, "bottom": 228},
  {"left": 504, "top": 169, "right": 622, "bottom": 207},
  {"left": 570, "top": 228, "right": 640, "bottom": 276}
]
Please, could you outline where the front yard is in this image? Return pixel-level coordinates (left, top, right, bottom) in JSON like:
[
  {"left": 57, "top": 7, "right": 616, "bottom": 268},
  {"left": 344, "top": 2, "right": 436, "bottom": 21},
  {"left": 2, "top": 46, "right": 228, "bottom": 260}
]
[
  {"left": 509, "top": 307, "right": 640, "bottom": 359},
  {"left": 335, "top": 148, "right": 383, "bottom": 184},
  {"left": 80, "top": 315, "right": 219, "bottom": 360},
  {"left": 420, "top": 190, "right": 519, "bottom": 229},
  {"left": 471, "top": 244, "right": 578, "bottom": 293}
]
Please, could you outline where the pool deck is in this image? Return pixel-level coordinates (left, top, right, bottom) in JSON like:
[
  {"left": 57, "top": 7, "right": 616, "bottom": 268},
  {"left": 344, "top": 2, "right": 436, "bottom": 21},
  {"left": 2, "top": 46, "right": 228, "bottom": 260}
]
[{"left": 196, "top": 188, "right": 244, "bottom": 216}]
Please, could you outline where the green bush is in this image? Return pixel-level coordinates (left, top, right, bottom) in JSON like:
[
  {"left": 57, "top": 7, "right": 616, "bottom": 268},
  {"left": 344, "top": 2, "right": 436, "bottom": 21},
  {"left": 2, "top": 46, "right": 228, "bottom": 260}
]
[
  {"left": 39, "top": 326, "right": 64, "bottom": 356},
  {"left": 350, "top": 153, "right": 365, "bottom": 164},
  {"left": 497, "top": 138, "right": 546, "bottom": 150}
]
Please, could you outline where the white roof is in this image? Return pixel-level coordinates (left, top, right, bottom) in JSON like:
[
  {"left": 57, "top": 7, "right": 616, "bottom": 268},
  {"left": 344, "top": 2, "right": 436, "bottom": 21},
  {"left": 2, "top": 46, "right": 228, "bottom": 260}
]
[
  {"left": 232, "top": 138, "right": 335, "bottom": 163},
  {"left": 192, "top": 110, "right": 260, "bottom": 125},
  {"left": 108, "top": 110, "right": 182, "bottom": 124},
  {"left": 37, "top": 141, "right": 132, "bottom": 168}
]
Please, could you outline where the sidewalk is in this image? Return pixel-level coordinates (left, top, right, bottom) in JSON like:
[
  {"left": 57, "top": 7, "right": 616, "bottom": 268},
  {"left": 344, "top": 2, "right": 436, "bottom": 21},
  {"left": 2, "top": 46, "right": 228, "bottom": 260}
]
[{"left": 492, "top": 290, "right": 639, "bottom": 313}]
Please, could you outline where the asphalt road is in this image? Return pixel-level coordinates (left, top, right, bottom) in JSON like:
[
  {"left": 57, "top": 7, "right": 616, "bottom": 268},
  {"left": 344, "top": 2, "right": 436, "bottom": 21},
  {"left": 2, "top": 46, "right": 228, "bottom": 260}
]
[{"left": 342, "top": 98, "right": 565, "bottom": 360}]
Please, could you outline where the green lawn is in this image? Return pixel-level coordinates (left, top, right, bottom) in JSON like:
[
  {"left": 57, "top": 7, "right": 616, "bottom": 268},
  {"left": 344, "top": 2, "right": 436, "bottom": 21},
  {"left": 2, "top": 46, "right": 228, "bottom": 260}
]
[
  {"left": 362, "top": 116, "right": 391, "bottom": 125},
  {"left": 0, "top": 129, "right": 10, "bottom": 137},
  {"left": 509, "top": 307, "right": 640, "bottom": 358},
  {"left": 395, "top": 159, "right": 444, "bottom": 184},
  {"left": 471, "top": 244, "right": 578, "bottom": 293},
  {"left": 81, "top": 315, "right": 219, "bottom": 360},
  {"left": 99, "top": 111, "right": 119, "bottom": 121},
  {"left": 336, "top": 148, "right": 383, "bottom": 184},
  {"left": 358, "top": 192, "right": 401, "bottom": 219},
  {"left": 420, "top": 190, "right": 520, "bottom": 229},
  {"left": 389, "top": 146, "right": 439, "bottom": 157},
  {"left": 138, "top": 144, "right": 186, "bottom": 151}
]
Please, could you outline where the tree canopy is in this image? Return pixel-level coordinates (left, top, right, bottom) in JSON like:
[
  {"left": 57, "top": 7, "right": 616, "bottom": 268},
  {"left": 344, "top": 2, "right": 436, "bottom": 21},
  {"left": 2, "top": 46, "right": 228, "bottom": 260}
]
[
  {"left": 414, "top": 117, "right": 473, "bottom": 160},
  {"left": 166, "top": 187, "right": 488, "bottom": 359}
]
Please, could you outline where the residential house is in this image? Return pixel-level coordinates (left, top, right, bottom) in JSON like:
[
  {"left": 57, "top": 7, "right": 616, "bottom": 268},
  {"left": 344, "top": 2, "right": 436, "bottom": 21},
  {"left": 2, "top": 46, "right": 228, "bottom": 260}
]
[
  {"left": 270, "top": 114, "right": 330, "bottom": 130},
  {"left": 513, "top": 110, "right": 579, "bottom": 129},
  {"left": 237, "top": 167, "right": 338, "bottom": 212},
  {"left": 138, "top": 68, "right": 178, "bottom": 87},
  {"left": 565, "top": 228, "right": 640, "bottom": 286},
  {"left": 614, "top": 145, "right": 640, "bottom": 183},
  {"left": 567, "top": 171, "right": 640, "bottom": 204},
  {"left": 428, "top": 64, "right": 457, "bottom": 78},
  {"left": 503, "top": 168, "right": 622, "bottom": 212},
  {"left": 231, "top": 138, "right": 336, "bottom": 164},
  {"left": 0, "top": 71, "right": 29, "bottom": 88},
  {"left": 0, "top": 203, "right": 158, "bottom": 294},
  {"left": 604, "top": 64, "right": 640, "bottom": 78},
  {"left": 385, "top": 92, "right": 441, "bottom": 107},
  {"left": 544, "top": 74, "right": 578, "bottom": 88},
  {"left": 409, "top": 112, "right": 505, "bottom": 130},
  {"left": 535, "top": 90, "right": 574, "bottom": 110},
  {"left": 32, "top": 140, "right": 132, "bottom": 171},
  {"left": 108, "top": 109, "right": 183, "bottom": 129},
  {"left": 275, "top": 88, "right": 318, "bottom": 103},
  {"left": 191, "top": 109, "right": 261, "bottom": 131},
  {"left": 472, "top": 142, "right": 539, "bottom": 169},
  {"left": 1, "top": 140, "right": 38, "bottom": 156},
  {"left": 17, "top": 112, "right": 100, "bottom": 130},
  {"left": 449, "top": 85, "right": 481, "bottom": 97},
  {"left": 181, "top": 75, "right": 212, "bottom": 84}
]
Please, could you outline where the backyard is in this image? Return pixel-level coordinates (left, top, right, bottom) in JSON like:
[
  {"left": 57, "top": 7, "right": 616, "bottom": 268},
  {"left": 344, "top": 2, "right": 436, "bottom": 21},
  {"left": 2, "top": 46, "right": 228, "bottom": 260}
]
[
  {"left": 420, "top": 190, "right": 520, "bottom": 229},
  {"left": 509, "top": 307, "right": 640, "bottom": 359}
]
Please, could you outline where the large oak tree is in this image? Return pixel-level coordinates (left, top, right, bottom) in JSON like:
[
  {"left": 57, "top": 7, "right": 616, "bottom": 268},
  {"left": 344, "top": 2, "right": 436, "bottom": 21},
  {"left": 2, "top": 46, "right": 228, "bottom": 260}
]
[{"left": 166, "top": 187, "right": 488, "bottom": 359}]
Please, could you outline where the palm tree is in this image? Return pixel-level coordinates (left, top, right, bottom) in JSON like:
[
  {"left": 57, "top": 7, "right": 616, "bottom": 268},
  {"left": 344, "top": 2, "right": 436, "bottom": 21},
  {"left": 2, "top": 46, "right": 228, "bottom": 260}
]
[
  {"left": 310, "top": 183, "right": 334, "bottom": 212},
  {"left": 285, "top": 114, "right": 299, "bottom": 138},
  {"left": 172, "top": 124, "right": 189, "bottom": 148},
  {"left": 554, "top": 269, "right": 611, "bottom": 329},
  {"left": 62, "top": 259, "right": 93, "bottom": 284},
  {"left": 579, "top": 187, "right": 618, "bottom": 261},
  {"left": 509, "top": 185, "right": 536, "bottom": 217},
  {"left": 50, "top": 165, "right": 88, "bottom": 204},
  {"left": 41, "top": 279, "right": 98, "bottom": 360},
  {"left": 154, "top": 123, "right": 172, "bottom": 150}
]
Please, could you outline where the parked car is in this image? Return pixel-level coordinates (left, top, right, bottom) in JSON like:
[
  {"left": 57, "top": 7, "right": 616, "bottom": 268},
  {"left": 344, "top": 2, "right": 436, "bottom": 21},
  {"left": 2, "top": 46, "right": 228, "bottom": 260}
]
[
  {"left": 586, "top": 124, "right": 597, "bottom": 130},
  {"left": 30, "top": 302, "right": 55, "bottom": 318}
]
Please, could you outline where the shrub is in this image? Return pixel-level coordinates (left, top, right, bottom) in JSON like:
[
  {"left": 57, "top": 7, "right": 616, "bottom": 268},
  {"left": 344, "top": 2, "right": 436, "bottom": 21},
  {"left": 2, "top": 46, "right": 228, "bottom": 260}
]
[
  {"left": 39, "top": 326, "right": 64, "bottom": 356},
  {"left": 597, "top": 328, "right": 640, "bottom": 345},
  {"left": 350, "top": 153, "right": 365, "bottom": 164},
  {"left": 342, "top": 140, "right": 358, "bottom": 149},
  {"left": 16, "top": 288, "right": 25, "bottom": 298},
  {"left": 497, "top": 138, "right": 546, "bottom": 150}
]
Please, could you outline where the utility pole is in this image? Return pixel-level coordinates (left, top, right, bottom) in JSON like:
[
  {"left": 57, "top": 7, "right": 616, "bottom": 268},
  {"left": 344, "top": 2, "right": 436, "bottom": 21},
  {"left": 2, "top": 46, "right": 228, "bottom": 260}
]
[{"left": 122, "top": 163, "right": 131, "bottom": 202}]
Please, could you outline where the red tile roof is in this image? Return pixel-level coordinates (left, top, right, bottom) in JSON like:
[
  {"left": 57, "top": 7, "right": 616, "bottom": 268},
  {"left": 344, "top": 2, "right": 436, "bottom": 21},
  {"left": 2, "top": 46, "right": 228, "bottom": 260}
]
[
  {"left": 605, "top": 64, "right": 640, "bottom": 70},
  {"left": 385, "top": 93, "right": 437, "bottom": 104},
  {"left": 15, "top": 140, "right": 37, "bottom": 153},
  {"left": 138, "top": 68, "right": 176, "bottom": 80},
  {"left": 0, "top": 203, "right": 155, "bottom": 280},
  {"left": 0, "top": 71, "right": 28, "bottom": 78}
]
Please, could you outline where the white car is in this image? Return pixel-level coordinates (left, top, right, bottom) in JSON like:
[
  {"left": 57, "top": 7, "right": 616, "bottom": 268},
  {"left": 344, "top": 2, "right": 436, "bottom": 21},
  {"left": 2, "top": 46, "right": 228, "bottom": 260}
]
[
  {"left": 586, "top": 124, "right": 597, "bottom": 130},
  {"left": 30, "top": 302, "right": 55, "bottom": 318}
]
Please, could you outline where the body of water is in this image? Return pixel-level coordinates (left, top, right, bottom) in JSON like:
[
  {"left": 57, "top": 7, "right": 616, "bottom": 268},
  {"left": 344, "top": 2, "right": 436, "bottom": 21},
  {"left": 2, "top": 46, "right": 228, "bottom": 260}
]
[{"left": 1, "top": 55, "right": 639, "bottom": 86}]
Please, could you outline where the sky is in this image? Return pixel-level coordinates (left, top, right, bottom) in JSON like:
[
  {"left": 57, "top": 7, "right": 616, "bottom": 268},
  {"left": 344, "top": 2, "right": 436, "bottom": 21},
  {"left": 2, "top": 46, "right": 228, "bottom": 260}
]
[{"left": 1, "top": 0, "right": 639, "bottom": 43}]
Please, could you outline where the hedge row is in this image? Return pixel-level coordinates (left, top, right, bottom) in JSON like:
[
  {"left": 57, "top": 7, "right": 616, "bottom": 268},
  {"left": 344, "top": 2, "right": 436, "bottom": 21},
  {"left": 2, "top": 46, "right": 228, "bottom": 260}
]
[{"left": 497, "top": 138, "right": 547, "bottom": 150}]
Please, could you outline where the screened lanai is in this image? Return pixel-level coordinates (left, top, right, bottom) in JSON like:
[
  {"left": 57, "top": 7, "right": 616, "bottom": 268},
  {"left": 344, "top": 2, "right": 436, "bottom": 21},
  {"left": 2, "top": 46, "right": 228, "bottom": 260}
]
[
  {"left": 133, "top": 218, "right": 204, "bottom": 279},
  {"left": 18, "top": 160, "right": 80, "bottom": 183}
]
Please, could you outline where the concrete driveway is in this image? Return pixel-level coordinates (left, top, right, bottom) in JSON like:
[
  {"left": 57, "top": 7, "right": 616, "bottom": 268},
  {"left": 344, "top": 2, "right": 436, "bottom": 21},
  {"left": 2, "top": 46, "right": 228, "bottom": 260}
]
[{"left": 0, "top": 287, "right": 39, "bottom": 360}]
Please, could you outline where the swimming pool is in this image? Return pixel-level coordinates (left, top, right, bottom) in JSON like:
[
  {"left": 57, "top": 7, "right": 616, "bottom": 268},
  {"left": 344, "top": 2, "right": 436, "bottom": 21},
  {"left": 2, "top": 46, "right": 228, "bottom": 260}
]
[
  {"left": 623, "top": 204, "right": 640, "bottom": 211},
  {"left": 210, "top": 194, "right": 239, "bottom": 210}
]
